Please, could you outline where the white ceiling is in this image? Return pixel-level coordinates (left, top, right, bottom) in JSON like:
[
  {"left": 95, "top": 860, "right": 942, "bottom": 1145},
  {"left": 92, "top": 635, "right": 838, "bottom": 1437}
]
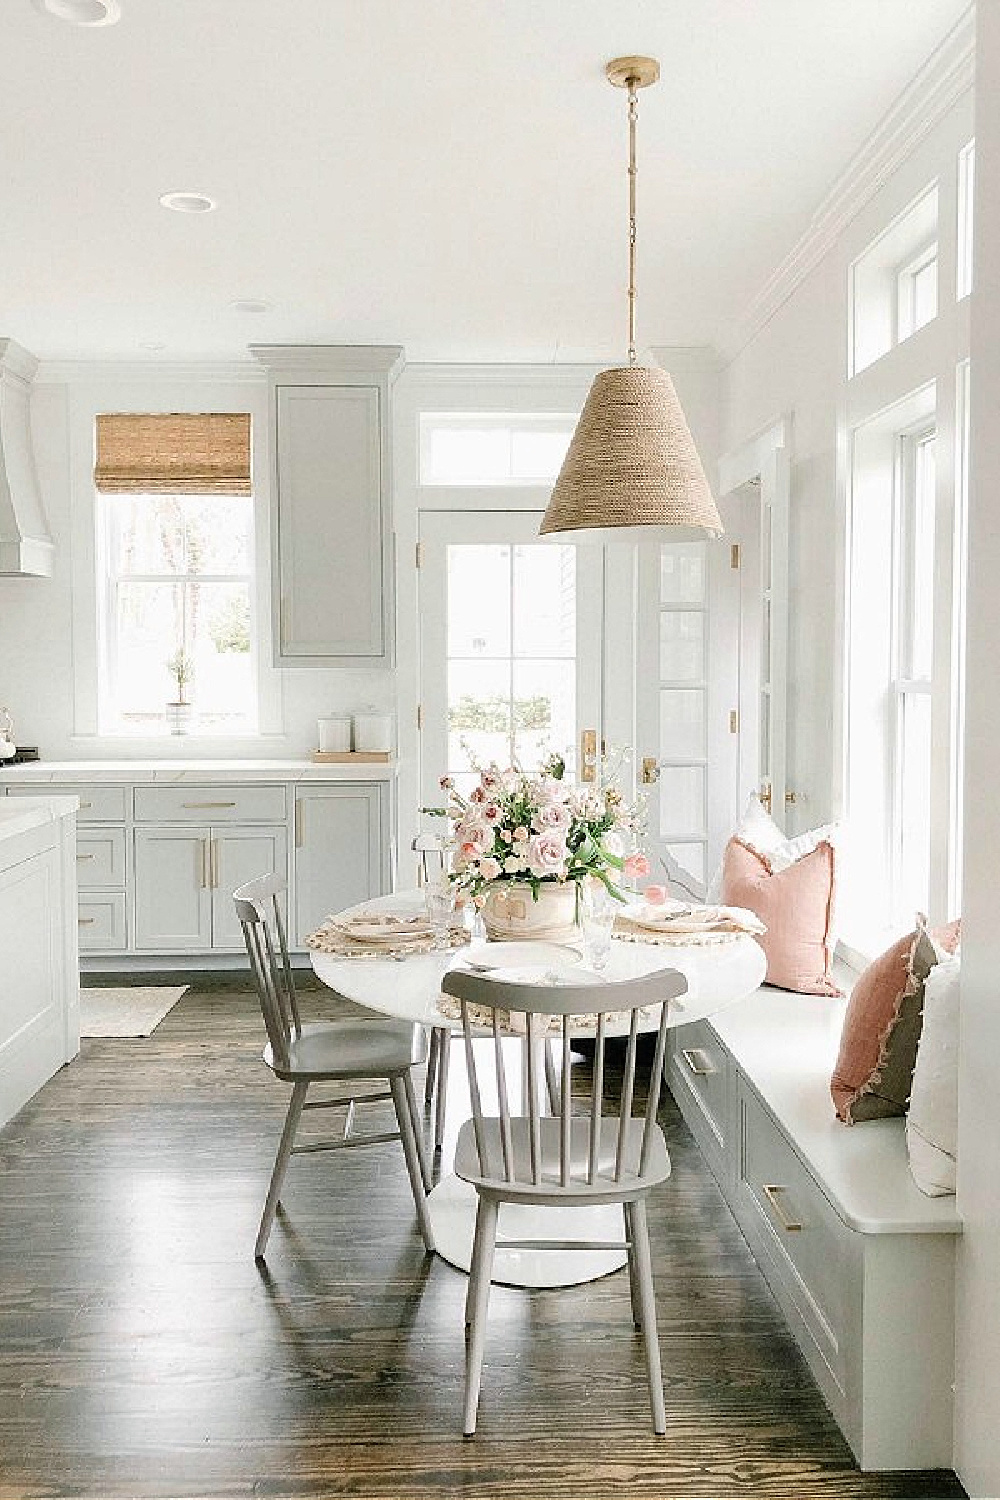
[{"left": 1, "top": 0, "right": 970, "bottom": 363}]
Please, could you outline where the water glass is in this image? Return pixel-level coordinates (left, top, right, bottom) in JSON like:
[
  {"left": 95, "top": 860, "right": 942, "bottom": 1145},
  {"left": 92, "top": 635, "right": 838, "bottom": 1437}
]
[
  {"left": 582, "top": 885, "right": 616, "bottom": 972},
  {"left": 424, "top": 881, "right": 456, "bottom": 948}
]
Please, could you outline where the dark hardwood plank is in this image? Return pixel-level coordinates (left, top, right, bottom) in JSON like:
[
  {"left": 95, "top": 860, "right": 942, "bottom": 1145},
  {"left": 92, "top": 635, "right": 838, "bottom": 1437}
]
[{"left": 0, "top": 977, "right": 964, "bottom": 1500}]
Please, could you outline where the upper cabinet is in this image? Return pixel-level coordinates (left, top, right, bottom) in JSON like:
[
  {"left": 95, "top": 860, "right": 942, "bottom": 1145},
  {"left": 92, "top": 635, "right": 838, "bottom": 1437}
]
[{"left": 251, "top": 345, "right": 404, "bottom": 666}]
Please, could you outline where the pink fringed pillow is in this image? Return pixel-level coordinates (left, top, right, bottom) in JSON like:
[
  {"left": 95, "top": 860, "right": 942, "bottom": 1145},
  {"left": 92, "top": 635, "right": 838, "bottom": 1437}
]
[
  {"left": 721, "top": 836, "right": 841, "bottom": 996},
  {"left": 831, "top": 918, "right": 961, "bottom": 1124}
]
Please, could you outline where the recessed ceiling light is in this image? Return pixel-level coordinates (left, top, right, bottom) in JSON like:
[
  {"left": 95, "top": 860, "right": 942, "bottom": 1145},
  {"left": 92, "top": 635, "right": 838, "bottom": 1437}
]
[
  {"left": 32, "top": 0, "right": 121, "bottom": 25},
  {"left": 159, "top": 191, "right": 216, "bottom": 214},
  {"left": 230, "top": 299, "right": 271, "bottom": 315},
  {"left": 139, "top": 342, "right": 166, "bottom": 353}
]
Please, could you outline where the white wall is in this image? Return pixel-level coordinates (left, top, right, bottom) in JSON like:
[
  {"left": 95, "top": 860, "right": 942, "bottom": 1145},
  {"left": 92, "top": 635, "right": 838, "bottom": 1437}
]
[
  {"left": 953, "top": 5, "right": 1000, "bottom": 1493},
  {"left": 0, "top": 364, "right": 393, "bottom": 760}
]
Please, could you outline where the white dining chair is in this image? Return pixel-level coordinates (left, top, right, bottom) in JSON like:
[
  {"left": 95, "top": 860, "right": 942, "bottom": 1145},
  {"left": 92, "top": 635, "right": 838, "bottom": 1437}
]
[
  {"left": 234, "top": 872, "right": 435, "bottom": 1261},
  {"left": 440, "top": 963, "right": 687, "bottom": 1436}
]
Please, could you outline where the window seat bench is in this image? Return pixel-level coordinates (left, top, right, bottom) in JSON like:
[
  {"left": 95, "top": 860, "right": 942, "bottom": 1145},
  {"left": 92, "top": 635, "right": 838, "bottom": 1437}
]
[{"left": 666, "top": 978, "right": 960, "bottom": 1472}]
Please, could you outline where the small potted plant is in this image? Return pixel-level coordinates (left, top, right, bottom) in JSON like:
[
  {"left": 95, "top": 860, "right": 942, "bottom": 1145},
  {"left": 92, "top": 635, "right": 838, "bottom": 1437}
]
[{"left": 165, "top": 649, "right": 194, "bottom": 736}]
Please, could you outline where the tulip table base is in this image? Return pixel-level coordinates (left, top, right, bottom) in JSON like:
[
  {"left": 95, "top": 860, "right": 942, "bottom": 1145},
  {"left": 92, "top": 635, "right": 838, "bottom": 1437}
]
[{"left": 426, "top": 1174, "right": 630, "bottom": 1288}]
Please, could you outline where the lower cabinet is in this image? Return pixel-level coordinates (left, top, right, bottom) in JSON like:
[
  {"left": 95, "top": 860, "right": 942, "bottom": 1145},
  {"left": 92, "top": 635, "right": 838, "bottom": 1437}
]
[
  {"left": 293, "top": 785, "right": 388, "bottom": 946},
  {"left": 134, "top": 825, "right": 288, "bottom": 953}
]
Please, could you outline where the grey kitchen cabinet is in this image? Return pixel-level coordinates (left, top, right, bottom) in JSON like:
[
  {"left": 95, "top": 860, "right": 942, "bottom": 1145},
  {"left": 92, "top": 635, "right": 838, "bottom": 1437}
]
[
  {"left": 293, "top": 784, "right": 390, "bottom": 947},
  {"left": 251, "top": 345, "right": 404, "bottom": 666},
  {"left": 133, "top": 824, "right": 289, "bottom": 953}
]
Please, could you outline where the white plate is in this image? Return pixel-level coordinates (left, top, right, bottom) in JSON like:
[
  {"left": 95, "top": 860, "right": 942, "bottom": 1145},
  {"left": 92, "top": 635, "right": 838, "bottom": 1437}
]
[
  {"left": 460, "top": 941, "right": 582, "bottom": 973},
  {"left": 332, "top": 915, "right": 433, "bottom": 942}
]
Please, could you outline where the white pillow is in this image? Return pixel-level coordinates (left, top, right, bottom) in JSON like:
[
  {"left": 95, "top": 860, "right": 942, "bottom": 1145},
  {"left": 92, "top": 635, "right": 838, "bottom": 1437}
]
[
  {"left": 906, "top": 953, "right": 961, "bottom": 1197},
  {"left": 706, "top": 792, "right": 838, "bottom": 898}
]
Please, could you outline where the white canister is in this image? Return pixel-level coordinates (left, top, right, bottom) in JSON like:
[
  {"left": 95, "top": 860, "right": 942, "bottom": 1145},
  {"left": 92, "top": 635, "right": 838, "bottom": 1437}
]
[
  {"left": 317, "top": 716, "right": 352, "bottom": 753},
  {"left": 352, "top": 713, "right": 393, "bottom": 753}
]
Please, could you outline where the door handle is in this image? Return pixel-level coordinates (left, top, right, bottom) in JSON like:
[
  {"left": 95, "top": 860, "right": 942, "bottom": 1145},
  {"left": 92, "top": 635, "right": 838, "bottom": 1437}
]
[
  {"left": 580, "top": 729, "right": 598, "bottom": 783},
  {"left": 641, "top": 756, "right": 660, "bottom": 786},
  {"left": 759, "top": 781, "right": 772, "bottom": 814}
]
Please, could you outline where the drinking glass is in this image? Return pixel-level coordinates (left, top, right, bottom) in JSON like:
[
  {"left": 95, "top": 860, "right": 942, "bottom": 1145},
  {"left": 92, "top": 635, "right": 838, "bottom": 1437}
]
[
  {"left": 582, "top": 883, "right": 616, "bottom": 972},
  {"left": 424, "top": 880, "right": 457, "bottom": 949}
]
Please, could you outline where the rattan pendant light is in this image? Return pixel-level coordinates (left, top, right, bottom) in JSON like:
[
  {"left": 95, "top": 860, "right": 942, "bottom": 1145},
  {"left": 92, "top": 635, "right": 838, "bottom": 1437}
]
[{"left": 540, "top": 56, "right": 724, "bottom": 542}]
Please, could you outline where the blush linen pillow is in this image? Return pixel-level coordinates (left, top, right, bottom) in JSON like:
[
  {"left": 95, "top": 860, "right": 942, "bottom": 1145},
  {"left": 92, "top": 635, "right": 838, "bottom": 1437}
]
[
  {"left": 720, "top": 835, "right": 841, "bottom": 997},
  {"left": 906, "top": 954, "right": 961, "bottom": 1196},
  {"left": 830, "top": 918, "right": 961, "bottom": 1124}
]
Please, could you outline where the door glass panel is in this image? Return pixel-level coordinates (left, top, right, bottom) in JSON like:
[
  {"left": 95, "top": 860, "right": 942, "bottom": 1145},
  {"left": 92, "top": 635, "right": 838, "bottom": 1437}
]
[
  {"left": 659, "top": 689, "right": 706, "bottom": 760},
  {"left": 658, "top": 766, "right": 706, "bottom": 839},
  {"left": 447, "top": 545, "right": 511, "bottom": 656},
  {"left": 659, "top": 611, "right": 705, "bottom": 683},
  {"left": 443, "top": 541, "right": 576, "bottom": 777},
  {"left": 667, "top": 841, "right": 706, "bottom": 885},
  {"left": 660, "top": 544, "right": 706, "bottom": 604}
]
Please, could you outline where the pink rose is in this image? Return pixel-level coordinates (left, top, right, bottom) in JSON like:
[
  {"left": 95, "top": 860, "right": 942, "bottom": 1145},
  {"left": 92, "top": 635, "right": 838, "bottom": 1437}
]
[
  {"left": 513, "top": 826, "right": 529, "bottom": 843},
  {"left": 643, "top": 883, "right": 669, "bottom": 905},
  {"left": 527, "top": 832, "right": 568, "bottom": 879},
  {"left": 470, "top": 786, "right": 486, "bottom": 804},
  {"left": 623, "top": 852, "right": 651, "bottom": 880},
  {"left": 458, "top": 819, "right": 493, "bottom": 855},
  {"left": 504, "top": 854, "right": 527, "bottom": 874},
  {"left": 482, "top": 801, "right": 502, "bottom": 825},
  {"left": 532, "top": 801, "right": 570, "bottom": 834},
  {"left": 479, "top": 856, "right": 502, "bottom": 880},
  {"left": 481, "top": 769, "right": 499, "bottom": 791}
]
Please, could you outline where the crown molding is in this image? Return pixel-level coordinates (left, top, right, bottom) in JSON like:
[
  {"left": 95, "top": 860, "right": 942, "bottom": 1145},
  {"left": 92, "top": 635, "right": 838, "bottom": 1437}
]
[
  {"left": 724, "top": 5, "right": 975, "bottom": 362},
  {"left": 34, "top": 358, "right": 265, "bottom": 386}
]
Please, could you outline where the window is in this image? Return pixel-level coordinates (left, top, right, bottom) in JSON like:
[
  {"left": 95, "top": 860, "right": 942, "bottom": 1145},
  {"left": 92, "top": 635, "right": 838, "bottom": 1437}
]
[
  {"left": 896, "top": 243, "right": 938, "bottom": 342},
  {"left": 94, "top": 413, "right": 256, "bottom": 736},
  {"left": 957, "top": 138, "right": 975, "bottom": 300},
  {"left": 419, "top": 413, "right": 576, "bottom": 486},
  {"left": 850, "top": 184, "right": 938, "bottom": 375}
]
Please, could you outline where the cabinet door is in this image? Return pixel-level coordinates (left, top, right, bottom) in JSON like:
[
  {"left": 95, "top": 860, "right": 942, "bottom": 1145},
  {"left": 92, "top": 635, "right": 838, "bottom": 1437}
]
[
  {"left": 211, "top": 825, "right": 289, "bottom": 951},
  {"left": 293, "top": 787, "right": 387, "bottom": 946},
  {"left": 133, "top": 828, "right": 212, "bottom": 952},
  {"left": 275, "top": 385, "right": 387, "bottom": 663}
]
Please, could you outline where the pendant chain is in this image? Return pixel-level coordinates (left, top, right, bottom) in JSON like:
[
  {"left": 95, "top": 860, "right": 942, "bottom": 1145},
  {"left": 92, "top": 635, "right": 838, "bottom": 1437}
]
[{"left": 627, "top": 77, "right": 639, "bottom": 365}]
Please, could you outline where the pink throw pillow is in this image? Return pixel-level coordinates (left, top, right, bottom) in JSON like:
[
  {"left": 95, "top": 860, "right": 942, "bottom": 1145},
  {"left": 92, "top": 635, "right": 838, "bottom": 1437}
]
[
  {"left": 830, "top": 919, "right": 961, "bottom": 1124},
  {"left": 721, "top": 837, "right": 841, "bottom": 996}
]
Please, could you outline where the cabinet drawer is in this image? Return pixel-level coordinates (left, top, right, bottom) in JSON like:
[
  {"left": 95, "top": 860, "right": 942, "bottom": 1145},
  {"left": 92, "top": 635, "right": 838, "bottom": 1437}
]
[
  {"left": 671, "top": 1020, "right": 730, "bottom": 1153},
  {"left": 76, "top": 829, "right": 126, "bottom": 888},
  {"left": 77, "top": 892, "right": 126, "bottom": 952},
  {"left": 133, "top": 785, "right": 287, "bottom": 824},
  {"left": 6, "top": 784, "right": 127, "bottom": 823},
  {"left": 737, "top": 1084, "right": 850, "bottom": 1388}
]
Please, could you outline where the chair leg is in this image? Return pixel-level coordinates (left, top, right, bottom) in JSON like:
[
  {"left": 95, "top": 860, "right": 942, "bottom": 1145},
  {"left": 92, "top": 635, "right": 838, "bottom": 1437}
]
[
  {"left": 424, "top": 1027, "right": 441, "bottom": 1107},
  {"left": 390, "top": 1075, "right": 436, "bottom": 1254},
  {"left": 543, "top": 1038, "right": 560, "bottom": 1114},
  {"left": 630, "top": 1197, "right": 666, "bottom": 1435},
  {"left": 256, "top": 1079, "right": 308, "bottom": 1261},
  {"left": 434, "top": 1026, "right": 450, "bottom": 1154},
  {"left": 464, "top": 1195, "right": 498, "bottom": 1436},
  {"left": 401, "top": 1066, "right": 432, "bottom": 1193},
  {"left": 623, "top": 1201, "right": 641, "bottom": 1330}
]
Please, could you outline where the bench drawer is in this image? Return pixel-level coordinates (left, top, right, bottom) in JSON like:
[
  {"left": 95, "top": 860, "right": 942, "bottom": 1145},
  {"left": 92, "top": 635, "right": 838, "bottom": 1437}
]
[
  {"left": 132, "top": 785, "right": 287, "bottom": 824},
  {"left": 76, "top": 829, "right": 126, "bottom": 888},
  {"left": 77, "top": 892, "right": 126, "bottom": 952},
  {"left": 737, "top": 1082, "right": 851, "bottom": 1391},
  {"left": 6, "top": 784, "right": 127, "bottom": 823}
]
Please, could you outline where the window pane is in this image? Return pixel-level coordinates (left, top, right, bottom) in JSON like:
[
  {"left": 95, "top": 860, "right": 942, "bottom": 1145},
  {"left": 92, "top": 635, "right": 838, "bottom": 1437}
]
[
  {"left": 447, "top": 658, "right": 511, "bottom": 774},
  {"left": 658, "top": 766, "right": 705, "bottom": 839},
  {"left": 659, "top": 689, "right": 705, "bottom": 760},
  {"left": 421, "top": 416, "right": 576, "bottom": 485},
  {"left": 911, "top": 258, "right": 938, "bottom": 333},
  {"left": 660, "top": 544, "right": 705, "bottom": 605},
  {"left": 109, "top": 494, "right": 251, "bottom": 574},
  {"left": 447, "top": 545, "right": 511, "bottom": 656},
  {"left": 910, "top": 436, "right": 936, "bottom": 680},
  {"left": 898, "top": 691, "right": 932, "bottom": 920},
  {"left": 512, "top": 660, "right": 576, "bottom": 772},
  {"left": 512, "top": 545, "right": 575, "bottom": 657},
  {"left": 510, "top": 429, "right": 572, "bottom": 482},
  {"left": 659, "top": 611, "right": 704, "bottom": 683}
]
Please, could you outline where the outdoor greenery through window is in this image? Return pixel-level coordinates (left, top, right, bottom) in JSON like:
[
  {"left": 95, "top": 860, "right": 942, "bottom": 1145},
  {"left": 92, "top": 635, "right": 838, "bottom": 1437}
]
[{"left": 98, "top": 492, "right": 255, "bottom": 735}]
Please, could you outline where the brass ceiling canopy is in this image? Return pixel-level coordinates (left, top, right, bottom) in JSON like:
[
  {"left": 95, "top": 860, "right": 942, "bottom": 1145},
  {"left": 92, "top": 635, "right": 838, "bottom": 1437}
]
[{"left": 540, "top": 54, "right": 724, "bottom": 543}]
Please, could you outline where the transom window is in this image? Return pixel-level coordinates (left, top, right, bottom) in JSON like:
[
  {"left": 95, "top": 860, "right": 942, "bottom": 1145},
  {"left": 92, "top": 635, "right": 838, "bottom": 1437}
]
[{"left": 419, "top": 413, "right": 575, "bottom": 486}]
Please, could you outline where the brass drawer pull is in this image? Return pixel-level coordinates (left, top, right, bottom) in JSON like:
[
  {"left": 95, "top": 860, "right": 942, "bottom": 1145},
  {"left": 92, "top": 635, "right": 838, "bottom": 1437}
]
[
  {"left": 762, "top": 1183, "right": 802, "bottom": 1233},
  {"left": 76, "top": 853, "right": 95, "bottom": 861},
  {"left": 182, "top": 800, "right": 237, "bottom": 809},
  {"left": 78, "top": 916, "right": 96, "bottom": 925},
  {"left": 682, "top": 1047, "right": 715, "bottom": 1076},
  {"left": 78, "top": 801, "right": 93, "bottom": 810}
]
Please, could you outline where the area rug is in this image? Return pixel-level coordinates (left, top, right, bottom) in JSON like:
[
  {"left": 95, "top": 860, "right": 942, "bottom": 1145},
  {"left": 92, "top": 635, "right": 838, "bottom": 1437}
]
[{"left": 79, "top": 985, "right": 188, "bottom": 1038}]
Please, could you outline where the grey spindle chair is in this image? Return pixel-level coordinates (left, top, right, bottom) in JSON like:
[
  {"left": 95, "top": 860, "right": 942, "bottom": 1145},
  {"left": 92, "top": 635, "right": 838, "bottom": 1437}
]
[
  {"left": 234, "top": 873, "right": 434, "bottom": 1261},
  {"left": 440, "top": 964, "right": 687, "bottom": 1437}
]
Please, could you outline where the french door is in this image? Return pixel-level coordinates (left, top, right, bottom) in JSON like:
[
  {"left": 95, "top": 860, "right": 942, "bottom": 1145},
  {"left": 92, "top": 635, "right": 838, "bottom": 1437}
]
[{"left": 418, "top": 511, "right": 603, "bottom": 808}]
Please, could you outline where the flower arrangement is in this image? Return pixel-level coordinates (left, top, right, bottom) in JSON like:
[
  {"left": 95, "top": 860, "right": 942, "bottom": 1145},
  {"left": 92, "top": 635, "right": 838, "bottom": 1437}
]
[{"left": 435, "top": 753, "right": 649, "bottom": 904}]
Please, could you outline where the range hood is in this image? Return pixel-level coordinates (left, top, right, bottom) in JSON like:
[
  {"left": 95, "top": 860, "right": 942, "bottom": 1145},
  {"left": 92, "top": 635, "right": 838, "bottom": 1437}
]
[{"left": 0, "top": 339, "right": 54, "bottom": 577}]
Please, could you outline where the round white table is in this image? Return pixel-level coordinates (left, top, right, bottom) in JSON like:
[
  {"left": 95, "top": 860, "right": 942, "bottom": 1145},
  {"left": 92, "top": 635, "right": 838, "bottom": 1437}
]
[{"left": 310, "top": 891, "right": 766, "bottom": 1288}]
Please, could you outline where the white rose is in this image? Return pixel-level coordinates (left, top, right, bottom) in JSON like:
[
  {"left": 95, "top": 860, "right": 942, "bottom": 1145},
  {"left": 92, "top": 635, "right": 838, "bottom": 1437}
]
[
  {"left": 527, "top": 832, "right": 568, "bottom": 879},
  {"left": 503, "top": 855, "right": 526, "bottom": 875},
  {"left": 479, "top": 856, "right": 502, "bottom": 880},
  {"left": 532, "top": 800, "right": 570, "bottom": 834}
]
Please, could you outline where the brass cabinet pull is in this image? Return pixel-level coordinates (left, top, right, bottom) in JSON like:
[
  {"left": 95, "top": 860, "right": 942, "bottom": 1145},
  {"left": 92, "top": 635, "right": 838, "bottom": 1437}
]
[
  {"left": 199, "top": 838, "right": 209, "bottom": 890},
  {"left": 78, "top": 916, "right": 96, "bottom": 925},
  {"left": 76, "top": 853, "right": 95, "bottom": 862},
  {"left": 78, "top": 801, "right": 93, "bottom": 810},
  {"left": 183, "top": 800, "right": 237, "bottom": 809},
  {"left": 762, "top": 1183, "right": 803, "bottom": 1233},
  {"left": 295, "top": 799, "right": 304, "bottom": 849},
  {"left": 211, "top": 838, "right": 219, "bottom": 890},
  {"left": 682, "top": 1047, "right": 715, "bottom": 1077}
]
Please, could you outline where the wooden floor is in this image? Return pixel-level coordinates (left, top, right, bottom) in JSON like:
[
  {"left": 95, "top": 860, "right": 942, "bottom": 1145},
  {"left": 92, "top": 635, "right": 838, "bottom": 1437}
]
[{"left": 0, "top": 976, "right": 965, "bottom": 1500}]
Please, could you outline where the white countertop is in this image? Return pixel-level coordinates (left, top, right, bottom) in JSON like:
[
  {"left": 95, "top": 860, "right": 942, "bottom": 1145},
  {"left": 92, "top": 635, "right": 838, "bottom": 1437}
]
[
  {"left": 0, "top": 758, "right": 396, "bottom": 784},
  {"left": 0, "top": 793, "right": 79, "bottom": 843}
]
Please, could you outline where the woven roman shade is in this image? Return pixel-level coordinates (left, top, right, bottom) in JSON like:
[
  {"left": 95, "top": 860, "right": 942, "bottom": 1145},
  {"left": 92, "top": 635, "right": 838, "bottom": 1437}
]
[
  {"left": 94, "top": 413, "right": 251, "bottom": 495},
  {"left": 540, "top": 367, "right": 723, "bottom": 541}
]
